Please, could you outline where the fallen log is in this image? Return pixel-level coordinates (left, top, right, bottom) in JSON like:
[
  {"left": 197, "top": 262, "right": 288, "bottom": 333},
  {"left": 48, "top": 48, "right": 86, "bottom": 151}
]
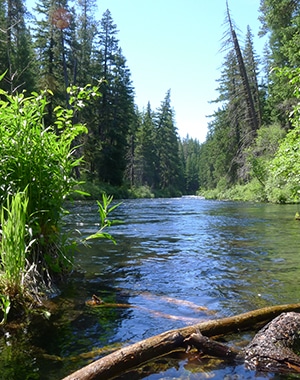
[{"left": 62, "top": 302, "right": 300, "bottom": 380}]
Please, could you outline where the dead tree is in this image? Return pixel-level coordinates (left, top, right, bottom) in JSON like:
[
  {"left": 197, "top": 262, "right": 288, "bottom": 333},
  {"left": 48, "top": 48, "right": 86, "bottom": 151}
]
[{"left": 225, "top": 0, "right": 259, "bottom": 133}]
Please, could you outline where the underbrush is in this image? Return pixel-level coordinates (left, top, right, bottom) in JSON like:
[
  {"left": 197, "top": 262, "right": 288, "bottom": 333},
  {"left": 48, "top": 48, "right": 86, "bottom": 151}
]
[
  {"left": 128, "top": 185, "right": 155, "bottom": 198},
  {"left": 73, "top": 179, "right": 130, "bottom": 200},
  {"left": 74, "top": 181, "right": 183, "bottom": 200},
  {"left": 199, "top": 179, "right": 298, "bottom": 204},
  {"left": 199, "top": 179, "right": 266, "bottom": 202}
]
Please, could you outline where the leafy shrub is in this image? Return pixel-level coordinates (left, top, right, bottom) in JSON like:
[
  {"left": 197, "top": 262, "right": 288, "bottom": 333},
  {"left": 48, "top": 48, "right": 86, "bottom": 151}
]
[
  {"left": 0, "top": 80, "right": 100, "bottom": 283},
  {"left": 129, "top": 185, "right": 155, "bottom": 198}
]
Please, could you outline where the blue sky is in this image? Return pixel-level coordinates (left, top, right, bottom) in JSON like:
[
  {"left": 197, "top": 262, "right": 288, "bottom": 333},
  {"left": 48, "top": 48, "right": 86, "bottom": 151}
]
[
  {"left": 27, "top": 0, "right": 265, "bottom": 142},
  {"left": 95, "top": 0, "right": 266, "bottom": 142}
]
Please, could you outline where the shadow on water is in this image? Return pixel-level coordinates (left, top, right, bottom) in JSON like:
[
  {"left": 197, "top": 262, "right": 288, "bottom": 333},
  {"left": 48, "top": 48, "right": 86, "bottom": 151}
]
[{"left": 1, "top": 198, "right": 300, "bottom": 379}]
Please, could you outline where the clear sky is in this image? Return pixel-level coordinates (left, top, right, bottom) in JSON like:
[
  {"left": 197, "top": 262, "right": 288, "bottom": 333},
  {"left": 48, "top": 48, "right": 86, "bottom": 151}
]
[{"left": 27, "top": 0, "right": 265, "bottom": 142}]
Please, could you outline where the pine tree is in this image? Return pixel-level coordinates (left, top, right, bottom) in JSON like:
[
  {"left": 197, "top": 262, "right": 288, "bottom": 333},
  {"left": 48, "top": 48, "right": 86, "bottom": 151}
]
[
  {"left": 225, "top": 0, "right": 258, "bottom": 133},
  {"left": 155, "top": 90, "right": 182, "bottom": 192},
  {"left": 243, "top": 26, "right": 262, "bottom": 129},
  {"left": 133, "top": 102, "right": 158, "bottom": 187},
  {"left": 180, "top": 136, "right": 201, "bottom": 194},
  {"left": 33, "top": 0, "right": 74, "bottom": 117},
  {"left": 0, "top": 0, "right": 8, "bottom": 78},
  {"left": 90, "top": 9, "right": 135, "bottom": 186},
  {"left": 75, "top": 0, "right": 97, "bottom": 86}
]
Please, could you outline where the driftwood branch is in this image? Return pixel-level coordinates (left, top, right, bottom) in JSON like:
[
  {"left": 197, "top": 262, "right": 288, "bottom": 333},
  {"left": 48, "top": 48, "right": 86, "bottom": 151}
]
[
  {"left": 184, "top": 331, "right": 240, "bottom": 360},
  {"left": 62, "top": 303, "right": 300, "bottom": 380}
]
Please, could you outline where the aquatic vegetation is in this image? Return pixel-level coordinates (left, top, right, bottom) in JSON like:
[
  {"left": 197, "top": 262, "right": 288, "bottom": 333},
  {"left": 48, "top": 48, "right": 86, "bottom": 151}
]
[{"left": 84, "top": 193, "right": 123, "bottom": 244}]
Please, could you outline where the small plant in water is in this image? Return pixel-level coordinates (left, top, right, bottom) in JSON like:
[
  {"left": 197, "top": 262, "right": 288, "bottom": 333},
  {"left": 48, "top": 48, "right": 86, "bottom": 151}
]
[{"left": 84, "top": 194, "right": 123, "bottom": 244}]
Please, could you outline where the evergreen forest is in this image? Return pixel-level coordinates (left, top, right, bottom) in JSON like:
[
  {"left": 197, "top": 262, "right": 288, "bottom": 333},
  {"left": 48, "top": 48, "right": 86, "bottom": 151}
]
[{"left": 1, "top": 0, "right": 300, "bottom": 202}]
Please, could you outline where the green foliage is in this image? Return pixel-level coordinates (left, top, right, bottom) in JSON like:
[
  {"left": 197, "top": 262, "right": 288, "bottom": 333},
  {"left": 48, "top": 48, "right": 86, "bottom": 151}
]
[
  {"left": 127, "top": 93, "right": 185, "bottom": 195},
  {"left": 0, "top": 2, "right": 191, "bottom": 197},
  {"left": 0, "top": 80, "right": 124, "bottom": 320},
  {"left": 0, "top": 191, "right": 37, "bottom": 322},
  {"left": 86, "top": 9, "right": 135, "bottom": 186},
  {"left": 259, "top": 0, "right": 300, "bottom": 127},
  {"left": 0, "top": 295, "right": 11, "bottom": 325},
  {"left": 132, "top": 103, "right": 158, "bottom": 188},
  {"left": 155, "top": 90, "right": 183, "bottom": 191},
  {"left": 180, "top": 136, "right": 201, "bottom": 194},
  {"left": 200, "top": 179, "right": 266, "bottom": 202},
  {"left": 0, "top": 81, "right": 105, "bottom": 293},
  {"left": 266, "top": 68, "right": 300, "bottom": 202},
  {"left": 268, "top": 129, "right": 300, "bottom": 202},
  {"left": 0, "top": 0, "right": 36, "bottom": 93},
  {"left": 84, "top": 194, "right": 122, "bottom": 244},
  {"left": 0, "top": 192, "right": 29, "bottom": 293},
  {"left": 74, "top": 179, "right": 129, "bottom": 200},
  {"left": 225, "top": 180, "right": 267, "bottom": 202},
  {"left": 128, "top": 186, "right": 155, "bottom": 199},
  {"left": 0, "top": 87, "right": 87, "bottom": 236},
  {"left": 246, "top": 124, "right": 286, "bottom": 185}
]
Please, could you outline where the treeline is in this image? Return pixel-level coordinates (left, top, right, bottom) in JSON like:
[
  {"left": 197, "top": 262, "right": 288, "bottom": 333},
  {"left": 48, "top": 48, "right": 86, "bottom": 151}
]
[
  {"left": 199, "top": 0, "right": 300, "bottom": 203},
  {"left": 2, "top": 0, "right": 300, "bottom": 200},
  {"left": 0, "top": 0, "right": 201, "bottom": 197}
]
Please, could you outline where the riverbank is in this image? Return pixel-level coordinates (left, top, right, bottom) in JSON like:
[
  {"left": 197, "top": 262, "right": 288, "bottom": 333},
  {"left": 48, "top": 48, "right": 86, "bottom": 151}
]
[
  {"left": 75, "top": 177, "right": 299, "bottom": 205},
  {"left": 198, "top": 178, "right": 299, "bottom": 204},
  {"left": 74, "top": 181, "right": 183, "bottom": 200}
]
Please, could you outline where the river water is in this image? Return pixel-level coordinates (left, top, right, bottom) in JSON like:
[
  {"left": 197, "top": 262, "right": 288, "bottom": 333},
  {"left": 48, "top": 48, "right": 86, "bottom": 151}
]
[{"left": 1, "top": 197, "right": 300, "bottom": 379}]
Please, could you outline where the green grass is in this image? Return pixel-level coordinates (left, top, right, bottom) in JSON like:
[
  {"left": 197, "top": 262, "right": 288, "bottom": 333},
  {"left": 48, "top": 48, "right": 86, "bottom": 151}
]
[
  {"left": 0, "top": 191, "right": 35, "bottom": 322},
  {"left": 0, "top": 191, "right": 28, "bottom": 293}
]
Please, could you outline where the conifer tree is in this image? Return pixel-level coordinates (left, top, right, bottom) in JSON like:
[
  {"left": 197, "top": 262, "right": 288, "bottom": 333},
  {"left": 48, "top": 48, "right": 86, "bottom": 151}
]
[
  {"left": 90, "top": 9, "right": 135, "bottom": 186},
  {"left": 225, "top": 0, "right": 258, "bottom": 133},
  {"left": 243, "top": 26, "right": 262, "bottom": 129},
  {"left": 180, "top": 136, "right": 201, "bottom": 194},
  {"left": 155, "top": 90, "right": 182, "bottom": 192},
  {"left": 0, "top": 0, "right": 35, "bottom": 93},
  {"left": 0, "top": 0, "right": 8, "bottom": 78},
  {"left": 75, "top": 0, "right": 97, "bottom": 86},
  {"left": 203, "top": 4, "right": 263, "bottom": 186},
  {"left": 133, "top": 102, "right": 158, "bottom": 188},
  {"left": 33, "top": 0, "right": 74, "bottom": 118}
]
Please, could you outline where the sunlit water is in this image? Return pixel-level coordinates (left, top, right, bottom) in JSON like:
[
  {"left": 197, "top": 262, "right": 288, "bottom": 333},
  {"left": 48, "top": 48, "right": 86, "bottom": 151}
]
[{"left": 1, "top": 197, "right": 300, "bottom": 379}]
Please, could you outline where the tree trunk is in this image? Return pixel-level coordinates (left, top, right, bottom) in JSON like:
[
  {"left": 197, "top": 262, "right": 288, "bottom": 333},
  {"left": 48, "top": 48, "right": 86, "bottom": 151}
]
[
  {"left": 62, "top": 303, "right": 300, "bottom": 380},
  {"left": 226, "top": 0, "right": 258, "bottom": 133}
]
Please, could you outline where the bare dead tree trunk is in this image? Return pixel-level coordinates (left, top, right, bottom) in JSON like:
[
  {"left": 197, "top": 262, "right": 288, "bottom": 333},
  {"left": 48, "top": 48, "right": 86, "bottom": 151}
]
[{"left": 226, "top": 0, "right": 259, "bottom": 133}]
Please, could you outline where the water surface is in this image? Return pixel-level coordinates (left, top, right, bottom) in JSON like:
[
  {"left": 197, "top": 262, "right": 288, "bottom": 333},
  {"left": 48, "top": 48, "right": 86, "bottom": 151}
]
[{"left": 1, "top": 197, "right": 300, "bottom": 379}]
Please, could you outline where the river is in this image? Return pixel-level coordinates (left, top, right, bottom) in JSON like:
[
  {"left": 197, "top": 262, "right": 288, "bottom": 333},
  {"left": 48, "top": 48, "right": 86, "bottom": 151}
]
[{"left": 1, "top": 197, "right": 300, "bottom": 379}]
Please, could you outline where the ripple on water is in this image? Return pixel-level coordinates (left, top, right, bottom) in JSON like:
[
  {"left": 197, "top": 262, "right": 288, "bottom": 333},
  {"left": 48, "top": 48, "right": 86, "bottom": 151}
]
[{"left": 5, "top": 198, "right": 300, "bottom": 380}]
